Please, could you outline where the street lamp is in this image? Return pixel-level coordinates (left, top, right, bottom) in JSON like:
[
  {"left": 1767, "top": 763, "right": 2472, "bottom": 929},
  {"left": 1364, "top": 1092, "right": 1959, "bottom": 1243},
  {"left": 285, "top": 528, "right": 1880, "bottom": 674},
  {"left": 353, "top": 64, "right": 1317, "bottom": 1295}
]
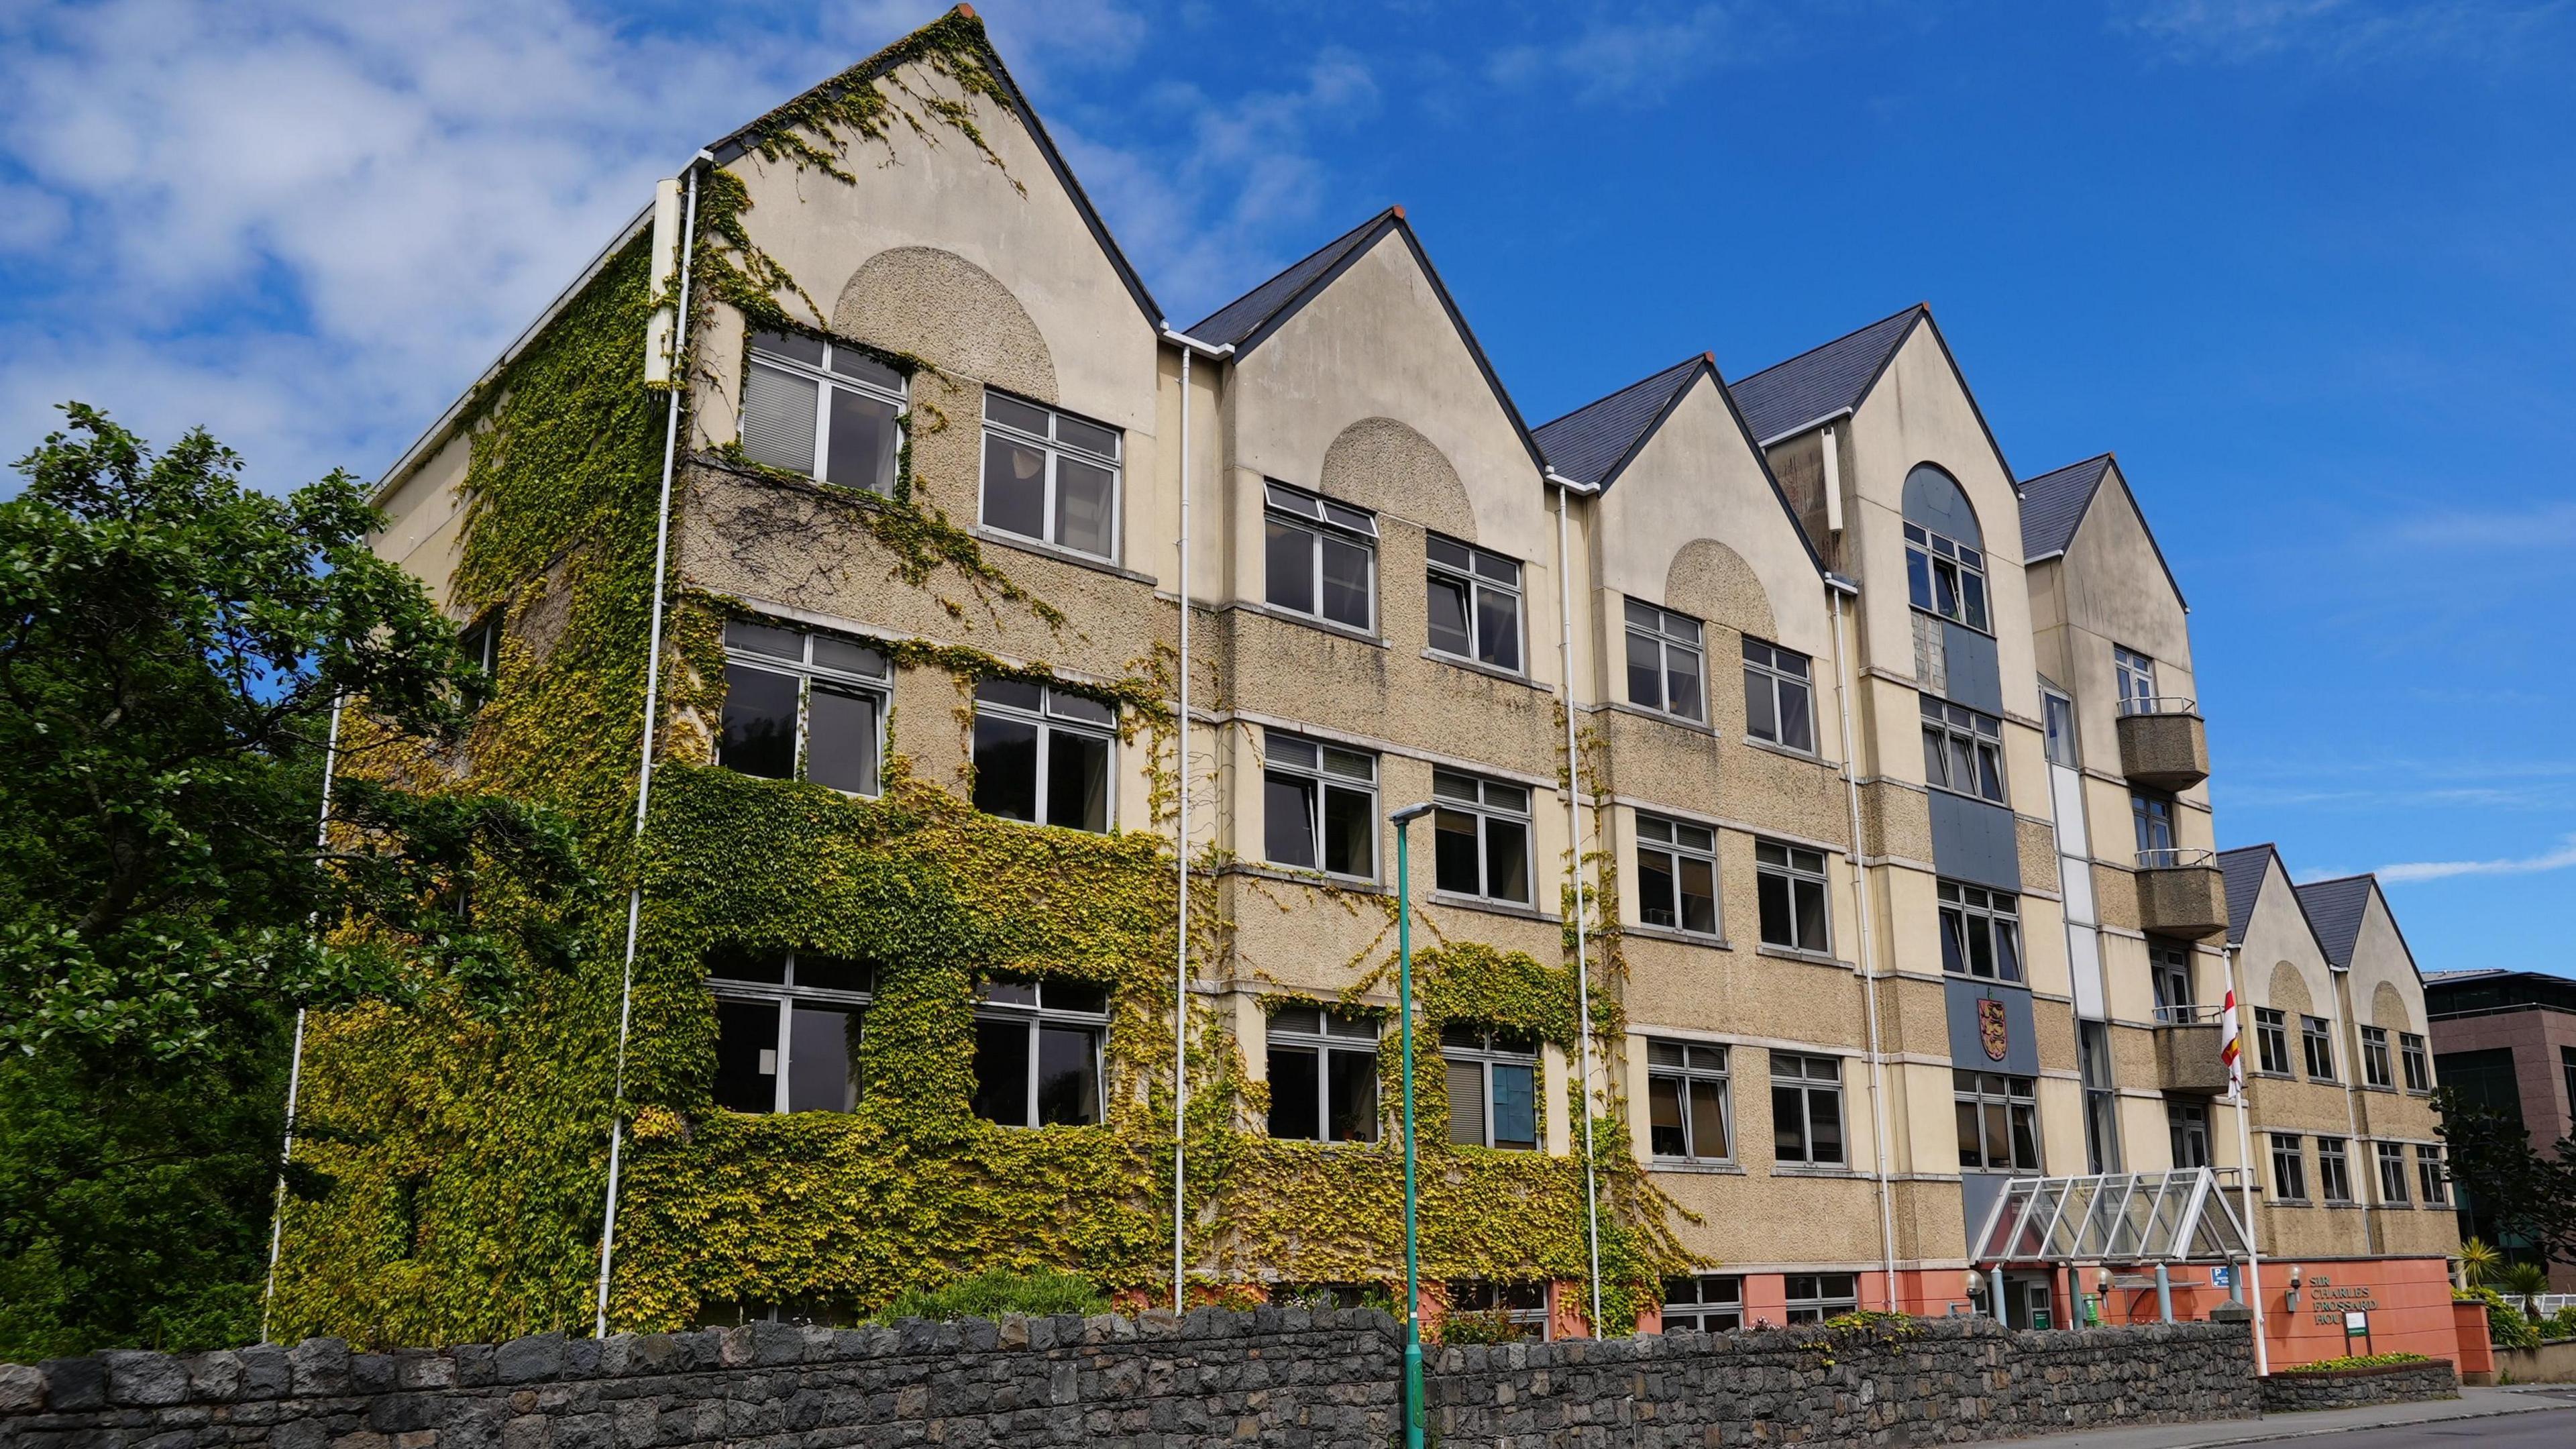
[{"left": 1389, "top": 800, "right": 1435, "bottom": 1449}]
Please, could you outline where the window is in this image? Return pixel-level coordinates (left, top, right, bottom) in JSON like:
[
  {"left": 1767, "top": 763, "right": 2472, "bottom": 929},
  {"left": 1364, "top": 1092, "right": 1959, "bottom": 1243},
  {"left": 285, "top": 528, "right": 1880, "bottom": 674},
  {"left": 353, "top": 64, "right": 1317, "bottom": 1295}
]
[
  {"left": 981, "top": 392, "right": 1120, "bottom": 559},
  {"left": 460, "top": 612, "right": 502, "bottom": 681},
  {"left": 2269, "top": 1134, "right": 2308, "bottom": 1201},
  {"left": 1263, "top": 481, "right": 1376, "bottom": 631},
  {"left": 1938, "top": 883, "right": 2023, "bottom": 983},
  {"left": 1646, "top": 1040, "right": 1731, "bottom": 1162},
  {"left": 1756, "top": 841, "right": 1831, "bottom": 955},
  {"left": 1447, "top": 1281, "right": 1547, "bottom": 1340},
  {"left": 2132, "top": 792, "right": 2178, "bottom": 863},
  {"left": 2167, "top": 1101, "right": 2210, "bottom": 1169},
  {"left": 1955, "top": 1071, "right": 2041, "bottom": 1172},
  {"left": 2359, "top": 1026, "right": 2394, "bottom": 1089},
  {"left": 2113, "top": 645, "right": 2157, "bottom": 716},
  {"left": 971, "top": 976, "right": 1108, "bottom": 1128},
  {"left": 2301, "top": 1015, "right": 2337, "bottom": 1081},
  {"left": 1432, "top": 770, "right": 1533, "bottom": 905},
  {"left": 2255, "top": 1008, "right": 2292, "bottom": 1076},
  {"left": 1443, "top": 1026, "right": 1541, "bottom": 1150},
  {"left": 2149, "top": 942, "right": 2195, "bottom": 1024},
  {"left": 1658, "top": 1274, "right": 1742, "bottom": 1333},
  {"left": 1783, "top": 1273, "right": 1859, "bottom": 1324},
  {"left": 739, "top": 329, "right": 906, "bottom": 495},
  {"left": 2042, "top": 690, "right": 2078, "bottom": 767},
  {"left": 1921, "top": 698, "right": 2006, "bottom": 802},
  {"left": 2316, "top": 1136, "right": 2353, "bottom": 1203},
  {"left": 970, "top": 679, "right": 1114, "bottom": 833},
  {"left": 1771, "top": 1054, "right": 1845, "bottom": 1166},
  {"left": 1621, "top": 599, "right": 1705, "bottom": 721},
  {"left": 1635, "top": 816, "right": 1718, "bottom": 936},
  {"left": 1424, "top": 535, "right": 1521, "bottom": 673},
  {"left": 718, "top": 619, "right": 889, "bottom": 795},
  {"left": 2375, "top": 1142, "right": 2409, "bottom": 1205},
  {"left": 1741, "top": 637, "right": 1814, "bottom": 751},
  {"left": 1263, "top": 733, "right": 1376, "bottom": 879},
  {"left": 1904, "top": 521, "right": 1988, "bottom": 631},
  {"left": 1266, "top": 1005, "right": 1379, "bottom": 1142},
  {"left": 2400, "top": 1032, "right": 2431, "bottom": 1093},
  {"left": 2080, "top": 1021, "right": 2121, "bottom": 1173},
  {"left": 708, "top": 949, "right": 873, "bottom": 1114},
  {"left": 2417, "top": 1144, "right": 2449, "bottom": 1206}
]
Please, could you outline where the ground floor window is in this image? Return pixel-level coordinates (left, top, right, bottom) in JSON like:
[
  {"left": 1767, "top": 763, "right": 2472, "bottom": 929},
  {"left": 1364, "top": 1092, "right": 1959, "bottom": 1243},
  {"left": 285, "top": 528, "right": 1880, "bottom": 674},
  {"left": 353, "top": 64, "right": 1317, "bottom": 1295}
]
[
  {"left": 708, "top": 949, "right": 873, "bottom": 1114},
  {"left": 1783, "top": 1273, "right": 1858, "bottom": 1324},
  {"left": 971, "top": 975, "right": 1109, "bottom": 1127},
  {"left": 1659, "top": 1274, "right": 1742, "bottom": 1332},
  {"left": 2374, "top": 1141, "right": 2409, "bottom": 1204},
  {"left": 1267, "top": 1004, "right": 1380, "bottom": 1142},
  {"left": 2416, "top": 1144, "right": 2449, "bottom": 1205},
  {"left": 1448, "top": 1280, "right": 1548, "bottom": 1340},
  {"left": 2268, "top": 1133, "right": 2307, "bottom": 1201},
  {"left": 2316, "top": 1136, "right": 2353, "bottom": 1203}
]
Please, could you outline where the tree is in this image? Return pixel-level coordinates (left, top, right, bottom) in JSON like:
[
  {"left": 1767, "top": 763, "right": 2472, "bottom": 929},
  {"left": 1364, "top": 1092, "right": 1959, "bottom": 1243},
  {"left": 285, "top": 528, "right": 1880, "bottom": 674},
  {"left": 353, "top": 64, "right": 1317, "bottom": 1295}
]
[
  {"left": 0, "top": 405, "right": 584, "bottom": 1356},
  {"left": 2434, "top": 1088, "right": 2576, "bottom": 1271}
]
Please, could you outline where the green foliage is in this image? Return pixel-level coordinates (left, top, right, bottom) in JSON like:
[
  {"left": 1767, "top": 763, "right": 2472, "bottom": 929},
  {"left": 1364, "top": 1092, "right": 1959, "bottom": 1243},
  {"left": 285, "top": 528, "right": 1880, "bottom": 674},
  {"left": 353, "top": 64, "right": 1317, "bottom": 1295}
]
[
  {"left": 2282, "top": 1352, "right": 2432, "bottom": 1373},
  {"left": 731, "top": 9, "right": 1016, "bottom": 188},
  {"left": 2436, "top": 1091, "right": 2576, "bottom": 1271},
  {"left": 1435, "top": 1308, "right": 1524, "bottom": 1345},
  {"left": 876, "top": 1267, "right": 1106, "bottom": 1324},
  {"left": 2546, "top": 1304, "right": 2576, "bottom": 1342},
  {"left": 2458, "top": 1236, "right": 2501, "bottom": 1287},
  {"left": 2500, "top": 1260, "right": 2553, "bottom": 1319},
  {"left": 2456, "top": 1285, "right": 2542, "bottom": 1350}
]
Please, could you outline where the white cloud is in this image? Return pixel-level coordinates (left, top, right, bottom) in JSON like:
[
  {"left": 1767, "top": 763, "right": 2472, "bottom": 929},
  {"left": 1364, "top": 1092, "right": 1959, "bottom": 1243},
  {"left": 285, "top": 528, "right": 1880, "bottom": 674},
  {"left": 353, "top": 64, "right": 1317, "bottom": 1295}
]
[
  {"left": 2363, "top": 833, "right": 2576, "bottom": 883},
  {"left": 2117, "top": 0, "right": 2571, "bottom": 66},
  {"left": 1486, "top": 4, "right": 1777, "bottom": 106}
]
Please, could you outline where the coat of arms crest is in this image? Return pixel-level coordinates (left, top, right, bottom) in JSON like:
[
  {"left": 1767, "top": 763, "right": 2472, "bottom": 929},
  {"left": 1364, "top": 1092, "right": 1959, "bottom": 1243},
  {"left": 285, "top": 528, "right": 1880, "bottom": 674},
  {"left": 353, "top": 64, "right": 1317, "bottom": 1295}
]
[{"left": 1978, "top": 998, "right": 2009, "bottom": 1061}]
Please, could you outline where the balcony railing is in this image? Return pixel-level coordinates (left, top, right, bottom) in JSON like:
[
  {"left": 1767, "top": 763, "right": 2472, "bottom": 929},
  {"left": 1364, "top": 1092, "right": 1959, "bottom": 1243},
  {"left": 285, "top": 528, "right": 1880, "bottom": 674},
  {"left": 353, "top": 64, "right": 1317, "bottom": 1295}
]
[
  {"left": 2136, "top": 847, "right": 2214, "bottom": 870},
  {"left": 2116, "top": 700, "right": 2211, "bottom": 790},
  {"left": 2117, "top": 694, "right": 2198, "bottom": 718}
]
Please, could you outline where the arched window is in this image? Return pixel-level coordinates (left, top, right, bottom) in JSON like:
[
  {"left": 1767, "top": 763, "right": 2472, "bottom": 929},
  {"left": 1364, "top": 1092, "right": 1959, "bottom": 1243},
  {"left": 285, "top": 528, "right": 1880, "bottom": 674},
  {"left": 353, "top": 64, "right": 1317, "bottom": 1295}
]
[{"left": 1901, "top": 464, "right": 1988, "bottom": 631}]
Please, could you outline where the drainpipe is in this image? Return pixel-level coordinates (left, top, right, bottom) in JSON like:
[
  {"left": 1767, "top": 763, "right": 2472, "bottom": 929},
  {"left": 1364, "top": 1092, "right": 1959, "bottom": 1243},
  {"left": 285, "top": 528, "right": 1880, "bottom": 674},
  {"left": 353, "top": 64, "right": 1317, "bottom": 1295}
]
[
  {"left": 1158, "top": 327, "right": 1230, "bottom": 1313},
  {"left": 1547, "top": 470, "right": 1607, "bottom": 1336},
  {"left": 593, "top": 156, "right": 702, "bottom": 1338},
  {"left": 1827, "top": 574, "right": 1902, "bottom": 1312},
  {"left": 2221, "top": 943, "right": 2269, "bottom": 1375},
  {"left": 2330, "top": 969, "right": 2377, "bottom": 1256},
  {"left": 260, "top": 694, "right": 345, "bottom": 1342}
]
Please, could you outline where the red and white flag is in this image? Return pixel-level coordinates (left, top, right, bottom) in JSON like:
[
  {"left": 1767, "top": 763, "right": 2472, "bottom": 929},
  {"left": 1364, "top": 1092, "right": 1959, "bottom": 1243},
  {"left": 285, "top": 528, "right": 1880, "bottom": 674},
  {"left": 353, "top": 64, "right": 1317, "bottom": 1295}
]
[{"left": 2218, "top": 988, "right": 2245, "bottom": 1099}]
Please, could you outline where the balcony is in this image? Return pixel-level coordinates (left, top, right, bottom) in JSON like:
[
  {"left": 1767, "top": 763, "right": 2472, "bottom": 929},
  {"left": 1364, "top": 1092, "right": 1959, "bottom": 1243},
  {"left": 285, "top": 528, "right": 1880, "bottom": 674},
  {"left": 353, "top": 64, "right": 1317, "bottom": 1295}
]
[
  {"left": 2135, "top": 849, "right": 2229, "bottom": 937},
  {"left": 2153, "top": 1008, "right": 2230, "bottom": 1094},
  {"left": 2116, "top": 697, "right": 2210, "bottom": 791}
]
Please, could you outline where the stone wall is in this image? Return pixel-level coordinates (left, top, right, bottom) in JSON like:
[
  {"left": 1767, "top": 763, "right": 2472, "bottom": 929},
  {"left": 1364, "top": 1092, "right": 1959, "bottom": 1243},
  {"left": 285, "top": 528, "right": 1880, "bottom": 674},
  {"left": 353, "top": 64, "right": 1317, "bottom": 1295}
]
[
  {"left": 0, "top": 1312, "right": 2258, "bottom": 1449},
  {"left": 2258, "top": 1359, "right": 2460, "bottom": 1413}
]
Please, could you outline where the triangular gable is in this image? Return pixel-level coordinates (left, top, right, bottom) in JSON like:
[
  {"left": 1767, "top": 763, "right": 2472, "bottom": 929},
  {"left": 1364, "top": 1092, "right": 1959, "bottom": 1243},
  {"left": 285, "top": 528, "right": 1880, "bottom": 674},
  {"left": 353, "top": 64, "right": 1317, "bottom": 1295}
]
[
  {"left": 2219, "top": 843, "right": 2343, "bottom": 969},
  {"left": 702, "top": 6, "right": 1163, "bottom": 329},
  {"left": 1728, "top": 305, "right": 1922, "bottom": 444},
  {"left": 2021, "top": 453, "right": 2190, "bottom": 610},
  {"left": 1188, "top": 208, "right": 1552, "bottom": 476},
  {"left": 2292, "top": 875, "right": 2375, "bottom": 970},
  {"left": 1534, "top": 356, "right": 1825, "bottom": 575}
]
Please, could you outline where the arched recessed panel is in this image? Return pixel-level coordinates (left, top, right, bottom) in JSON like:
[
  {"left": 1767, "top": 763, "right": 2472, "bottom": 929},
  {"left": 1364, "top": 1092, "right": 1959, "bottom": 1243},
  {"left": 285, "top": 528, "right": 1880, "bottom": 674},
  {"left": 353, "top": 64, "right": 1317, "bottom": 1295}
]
[
  {"left": 1662, "top": 538, "right": 1776, "bottom": 641},
  {"left": 834, "top": 246, "right": 1057, "bottom": 403},
  {"left": 2267, "top": 961, "right": 2312, "bottom": 1016},
  {"left": 2370, "top": 980, "right": 2411, "bottom": 1032},
  {"left": 1319, "top": 417, "right": 1473, "bottom": 539},
  {"left": 1902, "top": 463, "right": 1982, "bottom": 547}
]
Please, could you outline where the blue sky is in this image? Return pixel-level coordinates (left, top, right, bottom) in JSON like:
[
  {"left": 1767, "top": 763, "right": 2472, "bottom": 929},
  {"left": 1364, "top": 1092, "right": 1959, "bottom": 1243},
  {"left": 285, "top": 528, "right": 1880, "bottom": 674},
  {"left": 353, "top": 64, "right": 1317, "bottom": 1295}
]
[{"left": 2, "top": 1, "right": 2569, "bottom": 973}]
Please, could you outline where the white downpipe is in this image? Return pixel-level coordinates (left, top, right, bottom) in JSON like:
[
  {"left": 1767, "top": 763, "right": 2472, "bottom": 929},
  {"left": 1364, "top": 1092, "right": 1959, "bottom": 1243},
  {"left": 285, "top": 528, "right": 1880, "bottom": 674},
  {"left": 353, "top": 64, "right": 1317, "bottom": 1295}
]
[
  {"left": 260, "top": 695, "right": 345, "bottom": 1342},
  {"left": 2222, "top": 943, "right": 2269, "bottom": 1375},
  {"left": 1829, "top": 582, "right": 1901, "bottom": 1311},
  {"left": 1171, "top": 343, "right": 1193, "bottom": 1314},
  {"left": 593, "top": 161, "right": 700, "bottom": 1338},
  {"left": 1552, "top": 483, "right": 1605, "bottom": 1334}
]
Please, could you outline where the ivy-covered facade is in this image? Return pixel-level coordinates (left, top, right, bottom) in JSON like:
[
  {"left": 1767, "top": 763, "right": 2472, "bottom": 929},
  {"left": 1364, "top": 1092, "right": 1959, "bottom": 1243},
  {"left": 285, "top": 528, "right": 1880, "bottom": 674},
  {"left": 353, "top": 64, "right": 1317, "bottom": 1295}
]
[{"left": 295, "top": 5, "right": 2458, "bottom": 1364}]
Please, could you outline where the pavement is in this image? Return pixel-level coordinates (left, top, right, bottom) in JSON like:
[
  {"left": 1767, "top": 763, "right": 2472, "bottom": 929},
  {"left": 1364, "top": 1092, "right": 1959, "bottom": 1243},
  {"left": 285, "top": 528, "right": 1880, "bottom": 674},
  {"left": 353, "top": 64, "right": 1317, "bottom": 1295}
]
[{"left": 1986, "top": 1385, "right": 2576, "bottom": 1448}]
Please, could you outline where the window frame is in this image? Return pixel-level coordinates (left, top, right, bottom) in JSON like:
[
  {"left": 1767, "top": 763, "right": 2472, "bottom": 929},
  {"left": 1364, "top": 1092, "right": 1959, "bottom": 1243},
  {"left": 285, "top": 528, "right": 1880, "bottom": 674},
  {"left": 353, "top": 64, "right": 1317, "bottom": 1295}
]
[
  {"left": 1431, "top": 769, "right": 1536, "bottom": 906},
  {"left": 1424, "top": 534, "right": 1524, "bottom": 674},
  {"left": 1741, "top": 635, "right": 1815, "bottom": 753},
  {"left": 2301, "top": 1015, "right": 2337, "bottom": 1081},
  {"left": 1265, "top": 1003, "right": 1382, "bottom": 1144},
  {"left": 969, "top": 678, "right": 1118, "bottom": 833},
  {"left": 1754, "top": 840, "right": 1833, "bottom": 956},
  {"left": 1262, "top": 732, "right": 1379, "bottom": 882},
  {"left": 2079, "top": 1020, "right": 2121, "bottom": 1173},
  {"left": 2113, "top": 645, "right": 2158, "bottom": 716},
  {"left": 717, "top": 619, "right": 892, "bottom": 796},
  {"left": 2167, "top": 1099, "right": 2211, "bottom": 1170},
  {"left": 2041, "top": 688, "right": 2078, "bottom": 767},
  {"left": 1442, "top": 1024, "right": 1544, "bottom": 1151},
  {"left": 1262, "top": 480, "right": 1379, "bottom": 633},
  {"left": 2359, "top": 1026, "right": 2394, "bottom": 1089},
  {"left": 2254, "top": 1008, "right": 2292, "bottom": 1076},
  {"left": 740, "top": 328, "right": 910, "bottom": 496},
  {"left": 1770, "top": 1053, "right": 1847, "bottom": 1167},
  {"left": 2132, "top": 790, "right": 2180, "bottom": 863},
  {"left": 979, "top": 390, "right": 1124, "bottom": 561},
  {"left": 1446, "top": 1280, "right": 1549, "bottom": 1339},
  {"left": 1953, "top": 1070, "right": 2042, "bottom": 1173},
  {"left": 1635, "top": 814, "right": 1721, "bottom": 938},
  {"left": 1645, "top": 1038, "right": 1733, "bottom": 1163},
  {"left": 1782, "top": 1273, "right": 1859, "bottom": 1324},
  {"left": 2316, "top": 1136, "right": 2353, "bottom": 1204},
  {"left": 2416, "top": 1144, "right": 2450, "bottom": 1206},
  {"left": 2269, "top": 1133, "right": 2309, "bottom": 1202},
  {"left": 2400, "top": 1032, "right": 2432, "bottom": 1093},
  {"left": 2373, "top": 1141, "right": 2409, "bottom": 1205},
  {"left": 1921, "top": 696, "right": 2007, "bottom": 803},
  {"left": 1903, "top": 521, "right": 1990, "bottom": 633},
  {"left": 1623, "top": 598, "right": 1707, "bottom": 722},
  {"left": 1658, "top": 1273, "right": 1743, "bottom": 1333},
  {"left": 971, "top": 975, "right": 1110, "bottom": 1130},
  {"left": 2148, "top": 941, "right": 2195, "bottom": 1024},
  {"left": 1938, "top": 881, "right": 2023, "bottom": 983},
  {"left": 707, "top": 950, "right": 875, "bottom": 1116}
]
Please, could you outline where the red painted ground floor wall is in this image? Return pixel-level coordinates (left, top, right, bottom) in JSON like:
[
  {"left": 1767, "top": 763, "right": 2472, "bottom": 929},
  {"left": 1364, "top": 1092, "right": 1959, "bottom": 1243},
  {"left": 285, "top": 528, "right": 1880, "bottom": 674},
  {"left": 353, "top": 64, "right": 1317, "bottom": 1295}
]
[{"left": 2089, "top": 1256, "right": 2460, "bottom": 1368}]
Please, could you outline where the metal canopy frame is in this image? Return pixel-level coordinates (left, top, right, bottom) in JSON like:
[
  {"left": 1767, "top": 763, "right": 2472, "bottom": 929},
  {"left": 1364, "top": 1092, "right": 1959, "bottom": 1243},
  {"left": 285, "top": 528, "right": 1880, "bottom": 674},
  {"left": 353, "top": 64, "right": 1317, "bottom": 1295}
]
[{"left": 1972, "top": 1168, "right": 2253, "bottom": 1267}]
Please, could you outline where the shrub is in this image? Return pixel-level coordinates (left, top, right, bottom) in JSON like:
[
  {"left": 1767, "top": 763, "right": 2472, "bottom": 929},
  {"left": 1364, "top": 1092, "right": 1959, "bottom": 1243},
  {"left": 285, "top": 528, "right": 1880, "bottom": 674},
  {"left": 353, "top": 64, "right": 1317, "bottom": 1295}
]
[
  {"left": 2457, "top": 1285, "right": 2540, "bottom": 1350},
  {"left": 2546, "top": 1305, "right": 2576, "bottom": 1342},
  {"left": 875, "top": 1268, "right": 1107, "bottom": 1324},
  {"left": 2281, "top": 1352, "right": 2431, "bottom": 1373},
  {"left": 1436, "top": 1308, "right": 1525, "bottom": 1345}
]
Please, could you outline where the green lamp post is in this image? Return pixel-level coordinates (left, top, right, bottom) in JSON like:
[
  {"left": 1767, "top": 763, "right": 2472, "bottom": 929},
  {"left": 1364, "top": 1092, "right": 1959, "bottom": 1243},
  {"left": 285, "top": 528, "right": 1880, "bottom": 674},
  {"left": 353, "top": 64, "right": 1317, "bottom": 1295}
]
[{"left": 1389, "top": 800, "right": 1436, "bottom": 1449}]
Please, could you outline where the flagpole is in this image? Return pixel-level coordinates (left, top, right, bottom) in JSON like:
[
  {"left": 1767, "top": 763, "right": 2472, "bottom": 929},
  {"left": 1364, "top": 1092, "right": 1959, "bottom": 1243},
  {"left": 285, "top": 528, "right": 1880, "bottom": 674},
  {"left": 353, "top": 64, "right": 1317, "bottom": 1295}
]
[{"left": 2220, "top": 947, "right": 2268, "bottom": 1377}]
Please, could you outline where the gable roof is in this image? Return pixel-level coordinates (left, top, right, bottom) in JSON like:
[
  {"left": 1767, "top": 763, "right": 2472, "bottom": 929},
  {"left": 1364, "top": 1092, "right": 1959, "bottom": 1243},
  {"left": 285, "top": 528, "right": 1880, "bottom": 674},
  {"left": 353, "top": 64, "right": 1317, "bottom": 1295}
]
[
  {"left": 1185, "top": 207, "right": 1552, "bottom": 476},
  {"left": 2019, "top": 452, "right": 2190, "bottom": 610},
  {"left": 704, "top": 7, "right": 1162, "bottom": 329},
  {"left": 2216, "top": 844, "right": 2277, "bottom": 949},
  {"left": 2292, "top": 875, "right": 2377, "bottom": 970},
  {"left": 1531, "top": 356, "right": 1827, "bottom": 574},
  {"left": 1728, "top": 305, "right": 1923, "bottom": 445}
]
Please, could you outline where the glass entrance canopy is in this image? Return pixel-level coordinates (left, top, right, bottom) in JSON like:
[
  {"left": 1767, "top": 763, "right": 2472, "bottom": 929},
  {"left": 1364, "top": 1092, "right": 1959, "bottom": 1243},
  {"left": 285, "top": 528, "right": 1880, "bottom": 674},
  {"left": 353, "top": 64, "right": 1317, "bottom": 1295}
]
[{"left": 1972, "top": 1169, "right": 2253, "bottom": 1267}]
